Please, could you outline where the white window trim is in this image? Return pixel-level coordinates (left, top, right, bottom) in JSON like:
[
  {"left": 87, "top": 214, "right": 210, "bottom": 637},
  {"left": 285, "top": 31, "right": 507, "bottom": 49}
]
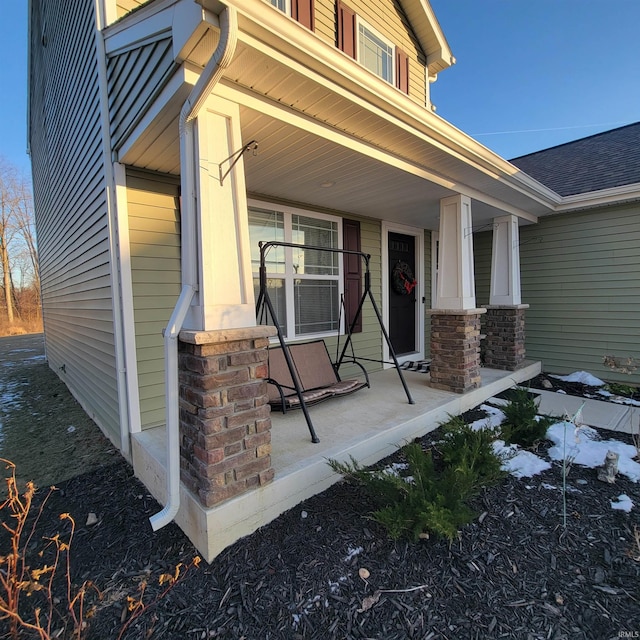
[
  {"left": 267, "top": 0, "right": 291, "bottom": 15},
  {"left": 356, "top": 16, "right": 396, "bottom": 86},
  {"left": 249, "top": 199, "right": 344, "bottom": 341},
  {"left": 381, "top": 221, "right": 425, "bottom": 366}
]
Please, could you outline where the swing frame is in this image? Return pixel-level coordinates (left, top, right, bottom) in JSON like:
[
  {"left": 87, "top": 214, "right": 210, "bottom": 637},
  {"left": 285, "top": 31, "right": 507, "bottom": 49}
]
[{"left": 255, "top": 240, "right": 415, "bottom": 443}]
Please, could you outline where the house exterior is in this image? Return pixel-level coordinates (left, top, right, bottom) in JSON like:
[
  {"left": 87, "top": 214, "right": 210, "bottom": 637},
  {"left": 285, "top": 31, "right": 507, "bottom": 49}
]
[
  {"left": 28, "top": 0, "right": 637, "bottom": 559},
  {"left": 474, "top": 123, "right": 640, "bottom": 383}
]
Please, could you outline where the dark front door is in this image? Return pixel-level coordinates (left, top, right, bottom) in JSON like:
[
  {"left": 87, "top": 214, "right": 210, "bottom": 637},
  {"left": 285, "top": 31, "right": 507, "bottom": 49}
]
[{"left": 388, "top": 232, "right": 416, "bottom": 356}]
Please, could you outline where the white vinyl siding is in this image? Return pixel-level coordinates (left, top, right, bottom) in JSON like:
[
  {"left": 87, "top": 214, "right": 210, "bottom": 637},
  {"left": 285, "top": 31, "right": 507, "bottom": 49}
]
[
  {"left": 126, "top": 173, "right": 181, "bottom": 429},
  {"left": 474, "top": 205, "right": 640, "bottom": 383},
  {"left": 29, "top": 0, "right": 120, "bottom": 443}
]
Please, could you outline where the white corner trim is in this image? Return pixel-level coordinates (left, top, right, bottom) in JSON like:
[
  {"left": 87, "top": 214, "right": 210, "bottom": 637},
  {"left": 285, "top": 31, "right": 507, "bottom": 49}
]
[{"left": 113, "top": 163, "right": 142, "bottom": 434}]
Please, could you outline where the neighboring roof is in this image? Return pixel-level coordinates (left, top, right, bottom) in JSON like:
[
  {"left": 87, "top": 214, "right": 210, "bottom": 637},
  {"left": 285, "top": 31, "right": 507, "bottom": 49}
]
[{"left": 510, "top": 122, "right": 640, "bottom": 197}]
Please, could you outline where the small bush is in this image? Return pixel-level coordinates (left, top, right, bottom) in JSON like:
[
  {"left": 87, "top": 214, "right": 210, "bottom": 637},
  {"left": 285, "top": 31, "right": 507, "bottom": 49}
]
[
  {"left": 438, "top": 415, "right": 505, "bottom": 491},
  {"left": 328, "top": 419, "right": 505, "bottom": 542},
  {"left": 500, "top": 387, "right": 555, "bottom": 448}
]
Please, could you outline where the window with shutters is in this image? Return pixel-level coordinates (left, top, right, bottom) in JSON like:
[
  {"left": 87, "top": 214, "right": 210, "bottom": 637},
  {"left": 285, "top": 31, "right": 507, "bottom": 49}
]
[
  {"left": 358, "top": 20, "right": 394, "bottom": 84},
  {"left": 336, "top": 2, "right": 409, "bottom": 94},
  {"left": 249, "top": 202, "right": 343, "bottom": 339},
  {"left": 268, "top": 0, "right": 314, "bottom": 30}
]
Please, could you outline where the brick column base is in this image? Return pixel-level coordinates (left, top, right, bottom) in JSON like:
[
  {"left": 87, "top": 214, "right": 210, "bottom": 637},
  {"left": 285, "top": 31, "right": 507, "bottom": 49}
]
[
  {"left": 429, "top": 309, "right": 486, "bottom": 393},
  {"left": 483, "top": 305, "right": 528, "bottom": 371},
  {"left": 178, "top": 326, "right": 277, "bottom": 508}
]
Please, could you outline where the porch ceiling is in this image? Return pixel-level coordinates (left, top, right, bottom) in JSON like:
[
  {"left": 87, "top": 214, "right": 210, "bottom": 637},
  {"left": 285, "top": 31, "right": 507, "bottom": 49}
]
[
  {"left": 118, "top": 35, "right": 553, "bottom": 228},
  {"left": 239, "top": 105, "right": 453, "bottom": 229}
]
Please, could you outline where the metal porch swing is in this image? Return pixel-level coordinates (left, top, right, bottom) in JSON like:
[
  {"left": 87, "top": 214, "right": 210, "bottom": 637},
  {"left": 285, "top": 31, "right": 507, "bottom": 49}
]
[{"left": 255, "top": 240, "right": 415, "bottom": 443}]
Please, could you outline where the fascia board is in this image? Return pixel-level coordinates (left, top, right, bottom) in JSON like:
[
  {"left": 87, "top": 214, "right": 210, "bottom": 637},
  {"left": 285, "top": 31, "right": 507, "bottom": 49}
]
[
  {"left": 555, "top": 184, "right": 640, "bottom": 212},
  {"left": 398, "top": 0, "right": 455, "bottom": 73},
  {"left": 104, "top": 0, "right": 181, "bottom": 54}
]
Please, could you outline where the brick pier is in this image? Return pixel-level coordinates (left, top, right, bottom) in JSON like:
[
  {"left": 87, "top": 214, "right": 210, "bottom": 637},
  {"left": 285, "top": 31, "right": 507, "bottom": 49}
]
[
  {"left": 483, "top": 305, "right": 528, "bottom": 371},
  {"left": 429, "top": 309, "right": 486, "bottom": 394},
  {"left": 178, "top": 326, "right": 277, "bottom": 508}
]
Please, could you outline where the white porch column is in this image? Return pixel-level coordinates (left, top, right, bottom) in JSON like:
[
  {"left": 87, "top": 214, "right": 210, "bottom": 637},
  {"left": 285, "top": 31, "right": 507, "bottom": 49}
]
[
  {"left": 435, "top": 194, "right": 476, "bottom": 310},
  {"left": 186, "top": 95, "right": 255, "bottom": 330},
  {"left": 489, "top": 214, "right": 521, "bottom": 305}
]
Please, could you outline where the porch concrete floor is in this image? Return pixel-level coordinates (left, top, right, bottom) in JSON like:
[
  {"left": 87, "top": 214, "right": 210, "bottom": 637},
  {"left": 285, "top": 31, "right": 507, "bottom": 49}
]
[
  {"left": 270, "top": 361, "right": 541, "bottom": 478},
  {"left": 133, "top": 361, "right": 541, "bottom": 561}
]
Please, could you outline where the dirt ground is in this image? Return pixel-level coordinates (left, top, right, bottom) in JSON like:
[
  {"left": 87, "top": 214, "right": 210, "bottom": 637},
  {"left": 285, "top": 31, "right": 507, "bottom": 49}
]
[{"left": 0, "top": 333, "right": 118, "bottom": 492}]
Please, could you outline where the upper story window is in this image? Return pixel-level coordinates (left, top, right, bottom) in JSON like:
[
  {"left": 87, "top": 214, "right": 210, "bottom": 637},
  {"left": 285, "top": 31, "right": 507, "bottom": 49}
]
[
  {"left": 270, "top": 0, "right": 288, "bottom": 12},
  {"left": 249, "top": 203, "right": 342, "bottom": 339},
  {"left": 337, "top": 1, "right": 409, "bottom": 94},
  {"left": 358, "top": 21, "right": 394, "bottom": 85}
]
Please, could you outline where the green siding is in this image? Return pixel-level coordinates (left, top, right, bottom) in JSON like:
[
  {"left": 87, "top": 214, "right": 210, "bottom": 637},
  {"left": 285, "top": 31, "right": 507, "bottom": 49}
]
[
  {"left": 127, "top": 172, "right": 181, "bottom": 429},
  {"left": 474, "top": 204, "right": 640, "bottom": 383},
  {"left": 323, "top": 216, "right": 383, "bottom": 378}
]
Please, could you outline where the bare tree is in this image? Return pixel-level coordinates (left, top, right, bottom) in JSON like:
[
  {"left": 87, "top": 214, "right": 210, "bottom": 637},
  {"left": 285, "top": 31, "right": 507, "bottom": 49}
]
[
  {"left": 0, "top": 165, "right": 15, "bottom": 324},
  {"left": 0, "top": 158, "right": 40, "bottom": 330}
]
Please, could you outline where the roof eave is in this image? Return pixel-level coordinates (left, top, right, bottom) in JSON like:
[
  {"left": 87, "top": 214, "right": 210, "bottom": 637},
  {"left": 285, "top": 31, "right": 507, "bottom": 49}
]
[{"left": 398, "top": 0, "right": 455, "bottom": 74}]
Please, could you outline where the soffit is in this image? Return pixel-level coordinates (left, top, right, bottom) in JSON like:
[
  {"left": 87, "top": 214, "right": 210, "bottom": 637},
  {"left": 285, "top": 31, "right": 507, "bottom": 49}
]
[{"left": 119, "top": 39, "right": 552, "bottom": 226}]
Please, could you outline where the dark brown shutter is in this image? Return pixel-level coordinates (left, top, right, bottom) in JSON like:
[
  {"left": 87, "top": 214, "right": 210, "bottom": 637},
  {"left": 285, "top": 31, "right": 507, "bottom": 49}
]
[
  {"left": 396, "top": 48, "right": 409, "bottom": 94},
  {"left": 343, "top": 219, "right": 362, "bottom": 333},
  {"left": 292, "top": 0, "right": 314, "bottom": 31},
  {"left": 337, "top": 1, "right": 356, "bottom": 59}
]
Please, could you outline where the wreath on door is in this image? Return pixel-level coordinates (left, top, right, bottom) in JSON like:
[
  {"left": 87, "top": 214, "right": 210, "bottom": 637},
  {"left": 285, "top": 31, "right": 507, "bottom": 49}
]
[{"left": 391, "top": 261, "right": 417, "bottom": 295}]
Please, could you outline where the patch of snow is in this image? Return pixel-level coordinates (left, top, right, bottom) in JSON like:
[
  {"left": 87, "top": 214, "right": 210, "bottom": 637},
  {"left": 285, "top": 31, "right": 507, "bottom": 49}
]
[
  {"left": 546, "top": 421, "right": 640, "bottom": 482},
  {"left": 557, "top": 389, "right": 567, "bottom": 394},
  {"left": 493, "top": 441, "right": 552, "bottom": 478},
  {"left": 550, "top": 371, "right": 605, "bottom": 386},
  {"left": 597, "top": 390, "right": 613, "bottom": 398},
  {"left": 470, "top": 404, "right": 505, "bottom": 431},
  {"left": 344, "top": 546, "right": 363, "bottom": 562},
  {"left": 610, "top": 494, "right": 634, "bottom": 512},
  {"left": 541, "top": 483, "right": 557, "bottom": 490},
  {"left": 380, "top": 462, "right": 408, "bottom": 477},
  {"left": 486, "top": 396, "right": 509, "bottom": 407}
]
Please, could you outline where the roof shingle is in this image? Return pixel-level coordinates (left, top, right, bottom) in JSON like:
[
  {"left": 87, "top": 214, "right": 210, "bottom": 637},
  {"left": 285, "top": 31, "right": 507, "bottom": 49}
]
[{"left": 509, "top": 122, "right": 640, "bottom": 196}]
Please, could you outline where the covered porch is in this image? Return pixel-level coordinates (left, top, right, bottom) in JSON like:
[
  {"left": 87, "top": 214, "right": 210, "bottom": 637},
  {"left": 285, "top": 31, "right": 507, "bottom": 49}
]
[{"left": 133, "top": 359, "right": 540, "bottom": 561}]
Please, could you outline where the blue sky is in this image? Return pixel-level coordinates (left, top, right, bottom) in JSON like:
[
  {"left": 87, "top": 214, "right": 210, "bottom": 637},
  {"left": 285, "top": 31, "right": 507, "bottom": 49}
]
[{"left": 1, "top": 0, "right": 639, "bottom": 173}]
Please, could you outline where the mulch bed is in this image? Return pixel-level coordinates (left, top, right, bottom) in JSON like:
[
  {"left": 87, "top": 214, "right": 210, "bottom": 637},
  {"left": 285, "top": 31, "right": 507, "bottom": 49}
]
[
  {"left": 526, "top": 373, "right": 640, "bottom": 404},
  {"left": 7, "top": 412, "right": 640, "bottom": 640}
]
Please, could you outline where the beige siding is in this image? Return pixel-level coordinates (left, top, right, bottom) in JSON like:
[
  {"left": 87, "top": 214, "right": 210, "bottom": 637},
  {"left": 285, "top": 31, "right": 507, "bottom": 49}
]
[
  {"left": 474, "top": 205, "right": 640, "bottom": 383},
  {"left": 314, "top": 0, "right": 427, "bottom": 106},
  {"left": 29, "top": 0, "right": 120, "bottom": 443},
  {"left": 115, "top": 0, "right": 149, "bottom": 20},
  {"left": 107, "top": 37, "right": 177, "bottom": 150},
  {"left": 126, "top": 172, "right": 181, "bottom": 429}
]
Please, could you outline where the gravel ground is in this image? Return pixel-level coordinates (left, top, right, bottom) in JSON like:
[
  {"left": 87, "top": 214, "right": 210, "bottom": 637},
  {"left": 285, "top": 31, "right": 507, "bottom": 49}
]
[{"left": 1, "top": 335, "right": 639, "bottom": 639}]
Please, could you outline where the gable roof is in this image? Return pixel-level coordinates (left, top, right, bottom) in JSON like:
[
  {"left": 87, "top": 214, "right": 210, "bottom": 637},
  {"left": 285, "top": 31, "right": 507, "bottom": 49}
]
[{"left": 509, "top": 122, "right": 640, "bottom": 197}]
